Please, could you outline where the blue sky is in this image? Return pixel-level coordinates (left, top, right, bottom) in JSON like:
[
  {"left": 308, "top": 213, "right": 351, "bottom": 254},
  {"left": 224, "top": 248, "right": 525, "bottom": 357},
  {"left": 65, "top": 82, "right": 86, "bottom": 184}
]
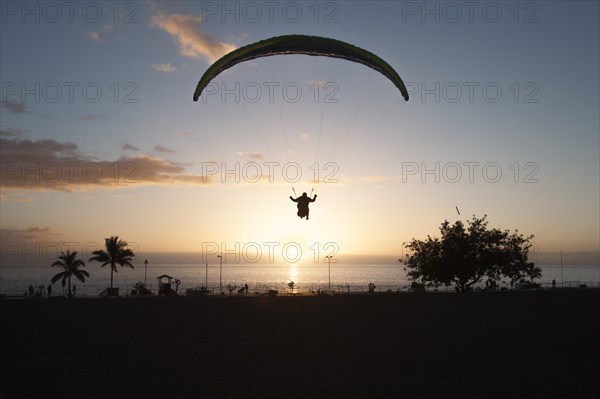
[{"left": 1, "top": 1, "right": 598, "bottom": 265}]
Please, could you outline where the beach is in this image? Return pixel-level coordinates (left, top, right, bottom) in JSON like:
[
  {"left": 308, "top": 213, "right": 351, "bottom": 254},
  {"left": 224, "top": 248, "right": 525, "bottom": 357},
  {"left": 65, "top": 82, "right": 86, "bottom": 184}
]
[{"left": 1, "top": 289, "right": 598, "bottom": 398}]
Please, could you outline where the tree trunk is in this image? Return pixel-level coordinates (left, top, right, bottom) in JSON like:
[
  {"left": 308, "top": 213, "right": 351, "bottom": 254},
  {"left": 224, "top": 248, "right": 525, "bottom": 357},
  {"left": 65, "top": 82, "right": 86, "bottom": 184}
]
[
  {"left": 110, "top": 264, "right": 114, "bottom": 288},
  {"left": 68, "top": 275, "right": 72, "bottom": 298}
]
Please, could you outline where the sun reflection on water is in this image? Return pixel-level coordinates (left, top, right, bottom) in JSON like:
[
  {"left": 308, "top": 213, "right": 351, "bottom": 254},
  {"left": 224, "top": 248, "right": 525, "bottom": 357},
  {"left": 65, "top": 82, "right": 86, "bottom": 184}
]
[{"left": 288, "top": 263, "right": 299, "bottom": 285}]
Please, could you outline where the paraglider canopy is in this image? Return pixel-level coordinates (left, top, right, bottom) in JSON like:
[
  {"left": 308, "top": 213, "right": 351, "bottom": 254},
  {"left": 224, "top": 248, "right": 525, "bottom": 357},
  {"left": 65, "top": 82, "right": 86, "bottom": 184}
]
[{"left": 193, "top": 34, "right": 409, "bottom": 102}]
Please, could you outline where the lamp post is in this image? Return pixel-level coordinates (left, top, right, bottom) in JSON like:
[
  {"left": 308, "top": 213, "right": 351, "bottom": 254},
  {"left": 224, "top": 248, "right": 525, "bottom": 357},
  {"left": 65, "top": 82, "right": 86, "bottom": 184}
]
[
  {"left": 400, "top": 242, "right": 409, "bottom": 264},
  {"left": 217, "top": 255, "right": 222, "bottom": 295},
  {"left": 144, "top": 259, "right": 148, "bottom": 286},
  {"left": 205, "top": 262, "right": 208, "bottom": 291},
  {"left": 560, "top": 250, "right": 563, "bottom": 288},
  {"left": 326, "top": 255, "right": 332, "bottom": 292}
]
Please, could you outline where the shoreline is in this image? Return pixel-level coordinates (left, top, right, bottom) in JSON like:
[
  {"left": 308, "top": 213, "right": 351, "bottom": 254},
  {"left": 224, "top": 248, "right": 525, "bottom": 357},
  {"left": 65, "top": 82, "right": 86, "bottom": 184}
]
[
  {"left": 2, "top": 283, "right": 598, "bottom": 300},
  {"left": 1, "top": 263, "right": 598, "bottom": 299}
]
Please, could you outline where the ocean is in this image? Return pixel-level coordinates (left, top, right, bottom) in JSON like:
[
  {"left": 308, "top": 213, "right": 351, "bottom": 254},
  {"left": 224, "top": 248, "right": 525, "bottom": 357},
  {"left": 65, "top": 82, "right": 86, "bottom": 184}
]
[{"left": 1, "top": 263, "right": 599, "bottom": 297}]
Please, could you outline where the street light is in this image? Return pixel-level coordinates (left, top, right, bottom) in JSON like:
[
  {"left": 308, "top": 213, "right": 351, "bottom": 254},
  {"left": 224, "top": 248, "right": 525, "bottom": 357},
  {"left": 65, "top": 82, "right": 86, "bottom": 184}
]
[
  {"left": 217, "top": 255, "right": 223, "bottom": 295},
  {"left": 326, "top": 255, "right": 332, "bottom": 292},
  {"left": 144, "top": 259, "right": 148, "bottom": 286},
  {"left": 399, "top": 242, "right": 409, "bottom": 265},
  {"left": 205, "top": 262, "right": 208, "bottom": 292},
  {"left": 560, "top": 250, "right": 563, "bottom": 288}
]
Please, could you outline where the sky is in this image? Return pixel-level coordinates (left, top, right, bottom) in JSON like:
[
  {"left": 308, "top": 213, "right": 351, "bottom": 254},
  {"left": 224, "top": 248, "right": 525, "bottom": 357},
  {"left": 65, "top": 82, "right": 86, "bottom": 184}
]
[{"left": 1, "top": 1, "right": 599, "bottom": 266}]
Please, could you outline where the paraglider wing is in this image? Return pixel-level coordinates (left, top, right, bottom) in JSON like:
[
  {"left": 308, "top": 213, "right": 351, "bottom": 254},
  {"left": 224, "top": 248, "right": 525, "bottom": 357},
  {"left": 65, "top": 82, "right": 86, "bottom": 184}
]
[{"left": 193, "top": 35, "right": 409, "bottom": 102}]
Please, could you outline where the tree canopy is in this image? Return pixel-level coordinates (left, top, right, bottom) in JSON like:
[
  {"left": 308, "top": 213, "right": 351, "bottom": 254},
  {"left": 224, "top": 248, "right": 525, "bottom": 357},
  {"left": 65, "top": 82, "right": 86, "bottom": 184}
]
[{"left": 403, "top": 216, "right": 536, "bottom": 292}]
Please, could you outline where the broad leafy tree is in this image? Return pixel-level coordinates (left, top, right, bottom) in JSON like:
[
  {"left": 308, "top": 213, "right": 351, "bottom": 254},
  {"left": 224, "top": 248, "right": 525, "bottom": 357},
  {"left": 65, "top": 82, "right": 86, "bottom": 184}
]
[{"left": 404, "top": 216, "right": 536, "bottom": 292}]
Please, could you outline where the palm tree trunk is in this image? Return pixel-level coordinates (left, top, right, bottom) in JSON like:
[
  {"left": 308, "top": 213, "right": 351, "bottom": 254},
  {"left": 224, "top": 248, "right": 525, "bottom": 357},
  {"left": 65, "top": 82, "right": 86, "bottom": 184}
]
[
  {"left": 110, "top": 264, "right": 114, "bottom": 289},
  {"left": 68, "top": 275, "right": 72, "bottom": 297}
]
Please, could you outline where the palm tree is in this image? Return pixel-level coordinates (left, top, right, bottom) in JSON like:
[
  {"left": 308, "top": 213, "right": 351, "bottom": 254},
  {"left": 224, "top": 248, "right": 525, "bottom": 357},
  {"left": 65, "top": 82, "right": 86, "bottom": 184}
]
[
  {"left": 89, "top": 236, "right": 135, "bottom": 289},
  {"left": 525, "top": 262, "right": 542, "bottom": 283},
  {"left": 51, "top": 250, "right": 89, "bottom": 297}
]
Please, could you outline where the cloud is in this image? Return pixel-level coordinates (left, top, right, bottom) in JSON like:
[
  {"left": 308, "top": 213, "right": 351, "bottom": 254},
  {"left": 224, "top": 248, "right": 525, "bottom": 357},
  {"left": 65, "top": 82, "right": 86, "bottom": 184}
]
[
  {"left": 357, "top": 175, "right": 402, "bottom": 182},
  {"left": 81, "top": 114, "right": 109, "bottom": 122},
  {"left": 308, "top": 80, "right": 328, "bottom": 88},
  {"left": 0, "top": 227, "right": 81, "bottom": 266},
  {"left": 299, "top": 133, "right": 311, "bottom": 140},
  {"left": 0, "top": 127, "right": 28, "bottom": 138},
  {"left": 151, "top": 63, "right": 177, "bottom": 73},
  {"left": 0, "top": 100, "right": 27, "bottom": 114},
  {"left": 121, "top": 143, "right": 139, "bottom": 151},
  {"left": 0, "top": 190, "right": 35, "bottom": 202},
  {"left": 236, "top": 151, "right": 264, "bottom": 160},
  {"left": 177, "top": 130, "right": 193, "bottom": 136},
  {"left": 3, "top": 138, "right": 81, "bottom": 159},
  {"left": 152, "top": 12, "right": 237, "bottom": 63},
  {"left": 0, "top": 226, "right": 54, "bottom": 241},
  {"left": 87, "top": 30, "right": 101, "bottom": 42},
  {"left": 153, "top": 144, "right": 176, "bottom": 153},
  {"left": 0, "top": 137, "right": 214, "bottom": 192}
]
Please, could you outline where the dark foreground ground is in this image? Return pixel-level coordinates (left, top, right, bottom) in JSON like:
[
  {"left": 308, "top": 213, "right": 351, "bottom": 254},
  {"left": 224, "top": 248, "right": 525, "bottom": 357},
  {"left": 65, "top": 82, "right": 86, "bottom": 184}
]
[{"left": 1, "top": 290, "right": 599, "bottom": 399}]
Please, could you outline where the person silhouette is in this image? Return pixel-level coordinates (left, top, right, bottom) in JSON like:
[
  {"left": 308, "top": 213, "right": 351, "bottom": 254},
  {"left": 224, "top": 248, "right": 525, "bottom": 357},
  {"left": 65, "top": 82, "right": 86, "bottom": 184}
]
[{"left": 290, "top": 192, "right": 317, "bottom": 220}]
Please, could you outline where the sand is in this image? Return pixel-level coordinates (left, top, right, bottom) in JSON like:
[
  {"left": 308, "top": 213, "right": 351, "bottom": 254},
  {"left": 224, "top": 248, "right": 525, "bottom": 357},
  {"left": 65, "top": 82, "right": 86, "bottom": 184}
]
[{"left": 1, "top": 289, "right": 598, "bottom": 398}]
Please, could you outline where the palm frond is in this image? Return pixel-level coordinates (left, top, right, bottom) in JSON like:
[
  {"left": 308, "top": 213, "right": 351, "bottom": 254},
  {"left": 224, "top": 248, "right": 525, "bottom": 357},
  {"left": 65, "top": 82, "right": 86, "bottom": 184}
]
[
  {"left": 92, "top": 236, "right": 136, "bottom": 269},
  {"left": 51, "top": 272, "right": 67, "bottom": 284},
  {"left": 89, "top": 250, "right": 110, "bottom": 264},
  {"left": 51, "top": 260, "right": 66, "bottom": 269},
  {"left": 73, "top": 270, "right": 90, "bottom": 282},
  {"left": 50, "top": 250, "right": 88, "bottom": 291}
]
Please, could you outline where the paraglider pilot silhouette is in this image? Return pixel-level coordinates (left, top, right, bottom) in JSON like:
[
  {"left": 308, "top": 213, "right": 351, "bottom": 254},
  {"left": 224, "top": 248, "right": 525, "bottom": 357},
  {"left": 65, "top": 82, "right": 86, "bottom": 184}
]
[
  {"left": 290, "top": 192, "right": 317, "bottom": 220},
  {"left": 193, "top": 35, "right": 409, "bottom": 220}
]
